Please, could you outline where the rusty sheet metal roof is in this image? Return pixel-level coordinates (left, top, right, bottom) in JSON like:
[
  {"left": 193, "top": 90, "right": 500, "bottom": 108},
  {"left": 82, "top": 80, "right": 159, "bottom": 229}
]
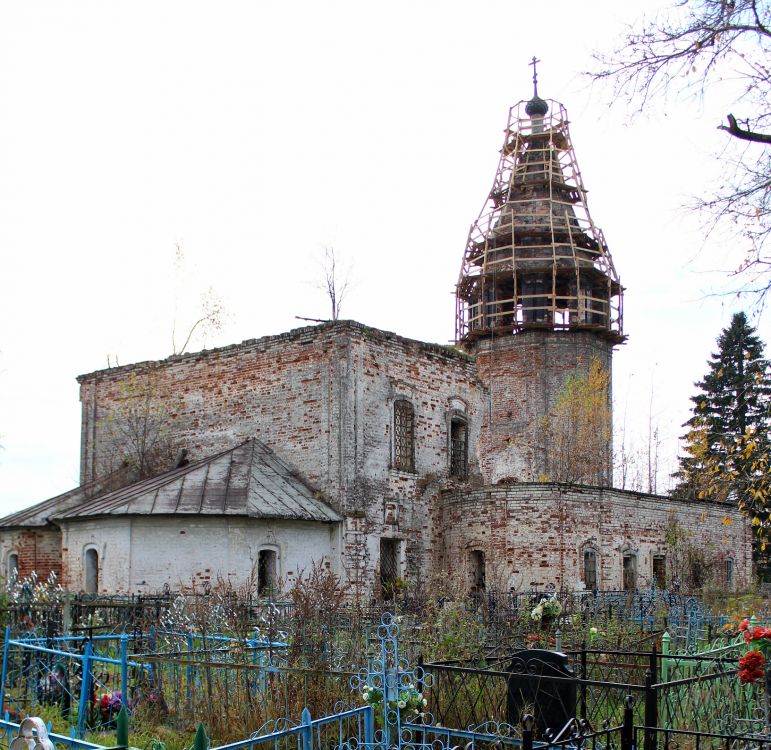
[
  {"left": 0, "top": 468, "right": 130, "bottom": 528},
  {"left": 0, "top": 485, "right": 90, "bottom": 528},
  {"left": 54, "top": 439, "right": 340, "bottom": 523}
]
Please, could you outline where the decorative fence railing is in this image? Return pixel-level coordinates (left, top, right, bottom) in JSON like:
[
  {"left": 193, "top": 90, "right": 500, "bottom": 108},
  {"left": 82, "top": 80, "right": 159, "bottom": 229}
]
[
  {"left": 0, "top": 587, "right": 725, "bottom": 638},
  {"left": 0, "top": 626, "right": 292, "bottom": 739},
  {"left": 425, "top": 638, "right": 760, "bottom": 738},
  {"left": 0, "top": 610, "right": 768, "bottom": 750}
]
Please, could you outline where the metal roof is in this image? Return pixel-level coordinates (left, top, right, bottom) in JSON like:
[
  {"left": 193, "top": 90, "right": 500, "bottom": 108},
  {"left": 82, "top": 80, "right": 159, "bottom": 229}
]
[
  {"left": 53, "top": 439, "right": 341, "bottom": 523},
  {"left": 0, "top": 468, "right": 129, "bottom": 528}
]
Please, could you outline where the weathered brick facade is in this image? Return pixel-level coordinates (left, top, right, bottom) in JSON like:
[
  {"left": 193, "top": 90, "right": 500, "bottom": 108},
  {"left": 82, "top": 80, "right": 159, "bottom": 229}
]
[
  {"left": 63, "top": 320, "right": 752, "bottom": 594},
  {"left": 0, "top": 93, "right": 756, "bottom": 595},
  {"left": 474, "top": 332, "right": 614, "bottom": 484},
  {"left": 76, "top": 322, "right": 487, "bottom": 591},
  {"left": 439, "top": 484, "right": 752, "bottom": 592}
]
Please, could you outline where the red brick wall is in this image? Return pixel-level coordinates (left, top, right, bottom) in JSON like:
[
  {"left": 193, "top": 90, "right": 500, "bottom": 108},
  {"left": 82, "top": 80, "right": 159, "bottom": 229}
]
[
  {"left": 438, "top": 484, "right": 753, "bottom": 591},
  {"left": 78, "top": 321, "right": 484, "bottom": 589},
  {"left": 473, "top": 331, "right": 614, "bottom": 484},
  {"left": 0, "top": 527, "right": 62, "bottom": 583}
]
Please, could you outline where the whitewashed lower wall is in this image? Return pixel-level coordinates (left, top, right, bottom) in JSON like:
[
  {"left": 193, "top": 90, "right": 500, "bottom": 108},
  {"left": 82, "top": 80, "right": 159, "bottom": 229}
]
[{"left": 60, "top": 516, "right": 341, "bottom": 594}]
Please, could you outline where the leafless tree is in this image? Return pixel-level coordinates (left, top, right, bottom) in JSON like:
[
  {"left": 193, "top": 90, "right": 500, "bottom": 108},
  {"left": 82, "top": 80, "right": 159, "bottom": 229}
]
[
  {"left": 590, "top": 0, "right": 771, "bottom": 302},
  {"left": 318, "top": 246, "right": 351, "bottom": 321},
  {"left": 171, "top": 243, "right": 228, "bottom": 354},
  {"left": 99, "top": 369, "right": 181, "bottom": 481}
]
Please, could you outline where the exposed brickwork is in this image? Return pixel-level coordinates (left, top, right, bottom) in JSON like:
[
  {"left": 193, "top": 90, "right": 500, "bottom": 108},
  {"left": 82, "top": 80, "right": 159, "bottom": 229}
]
[
  {"left": 438, "top": 484, "right": 753, "bottom": 591},
  {"left": 0, "top": 320, "right": 735, "bottom": 594},
  {"left": 0, "top": 528, "right": 62, "bottom": 583},
  {"left": 472, "top": 331, "right": 613, "bottom": 484},
  {"left": 77, "top": 321, "right": 485, "bottom": 590}
]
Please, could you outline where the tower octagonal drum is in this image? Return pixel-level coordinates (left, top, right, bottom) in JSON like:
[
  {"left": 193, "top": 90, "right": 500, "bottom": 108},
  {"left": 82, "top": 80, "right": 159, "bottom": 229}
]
[{"left": 456, "top": 98, "right": 624, "bottom": 345}]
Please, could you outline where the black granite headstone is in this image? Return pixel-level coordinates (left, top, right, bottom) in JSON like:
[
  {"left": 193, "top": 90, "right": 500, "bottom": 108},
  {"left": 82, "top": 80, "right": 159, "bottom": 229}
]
[{"left": 505, "top": 649, "right": 577, "bottom": 736}]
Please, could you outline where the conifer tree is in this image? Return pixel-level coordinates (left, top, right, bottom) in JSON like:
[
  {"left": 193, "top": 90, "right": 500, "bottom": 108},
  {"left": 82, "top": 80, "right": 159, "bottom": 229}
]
[
  {"left": 676, "top": 312, "right": 771, "bottom": 569},
  {"left": 678, "top": 313, "right": 770, "bottom": 491}
]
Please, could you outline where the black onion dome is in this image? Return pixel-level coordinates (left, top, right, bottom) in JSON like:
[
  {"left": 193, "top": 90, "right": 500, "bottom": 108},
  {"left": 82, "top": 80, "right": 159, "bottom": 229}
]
[{"left": 525, "top": 95, "right": 548, "bottom": 117}]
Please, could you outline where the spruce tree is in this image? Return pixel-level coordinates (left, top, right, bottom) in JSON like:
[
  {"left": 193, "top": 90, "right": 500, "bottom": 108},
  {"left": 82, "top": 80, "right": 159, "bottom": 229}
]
[
  {"left": 678, "top": 313, "right": 770, "bottom": 492},
  {"left": 676, "top": 312, "right": 771, "bottom": 571}
]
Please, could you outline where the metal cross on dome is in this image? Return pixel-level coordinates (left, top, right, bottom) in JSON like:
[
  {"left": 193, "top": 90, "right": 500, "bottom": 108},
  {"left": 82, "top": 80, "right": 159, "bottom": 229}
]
[{"left": 530, "top": 56, "right": 541, "bottom": 97}]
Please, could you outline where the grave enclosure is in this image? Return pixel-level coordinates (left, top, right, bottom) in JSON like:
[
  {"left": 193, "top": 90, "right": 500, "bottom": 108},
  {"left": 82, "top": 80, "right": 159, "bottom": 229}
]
[{"left": 0, "top": 593, "right": 766, "bottom": 750}]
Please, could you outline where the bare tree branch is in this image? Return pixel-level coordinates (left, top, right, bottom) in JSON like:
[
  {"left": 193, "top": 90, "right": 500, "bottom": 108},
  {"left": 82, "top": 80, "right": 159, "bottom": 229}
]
[
  {"left": 719, "top": 113, "right": 771, "bottom": 142},
  {"left": 589, "top": 0, "right": 771, "bottom": 303}
]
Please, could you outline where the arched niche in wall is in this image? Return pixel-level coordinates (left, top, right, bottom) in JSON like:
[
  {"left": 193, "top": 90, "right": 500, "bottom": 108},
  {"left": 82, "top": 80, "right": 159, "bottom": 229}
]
[
  {"left": 83, "top": 546, "right": 99, "bottom": 594},
  {"left": 257, "top": 545, "right": 280, "bottom": 598},
  {"left": 6, "top": 551, "right": 18, "bottom": 581}
]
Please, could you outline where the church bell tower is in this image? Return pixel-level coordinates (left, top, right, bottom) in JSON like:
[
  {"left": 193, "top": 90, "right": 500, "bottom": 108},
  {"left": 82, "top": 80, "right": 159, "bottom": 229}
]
[{"left": 456, "top": 69, "right": 624, "bottom": 484}]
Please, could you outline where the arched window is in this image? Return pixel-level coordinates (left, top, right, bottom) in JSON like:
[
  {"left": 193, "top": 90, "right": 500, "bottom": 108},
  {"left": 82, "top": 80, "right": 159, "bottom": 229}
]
[
  {"left": 469, "top": 550, "right": 485, "bottom": 592},
  {"left": 7, "top": 553, "right": 18, "bottom": 581},
  {"left": 450, "top": 417, "right": 468, "bottom": 479},
  {"left": 257, "top": 549, "right": 278, "bottom": 597},
  {"left": 652, "top": 555, "right": 666, "bottom": 589},
  {"left": 583, "top": 548, "right": 598, "bottom": 591},
  {"left": 724, "top": 558, "right": 734, "bottom": 588},
  {"left": 622, "top": 552, "right": 637, "bottom": 592},
  {"left": 84, "top": 548, "right": 99, "bottom": 594},
  {"left": 393, "top": 400, "right": 415, "bottom": 472}
]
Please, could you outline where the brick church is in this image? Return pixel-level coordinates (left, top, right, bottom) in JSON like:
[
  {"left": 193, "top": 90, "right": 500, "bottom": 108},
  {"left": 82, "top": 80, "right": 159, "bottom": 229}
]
[{"left": 0, "top": 89, "right": 752, "bottom": 596}]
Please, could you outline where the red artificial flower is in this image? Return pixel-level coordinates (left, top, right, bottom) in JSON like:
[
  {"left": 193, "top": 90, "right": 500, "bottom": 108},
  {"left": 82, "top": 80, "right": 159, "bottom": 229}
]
[
  {"left": 739, "top": 651, "right": 766, "bottom": 683},
  {"left": 739, "top": 667, "right": 765, "bottom": 684},
  {"left": 741, "top": 651, "right": 765, "bottom": 670},
  {"left": 740, "top": 619, "right": 751, "bottom": 631}
]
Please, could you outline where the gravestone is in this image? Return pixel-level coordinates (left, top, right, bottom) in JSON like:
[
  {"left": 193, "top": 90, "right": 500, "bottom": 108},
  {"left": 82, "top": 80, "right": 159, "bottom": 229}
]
[{"left": 505, "top": 649, "right": 576, "bottom": 736}]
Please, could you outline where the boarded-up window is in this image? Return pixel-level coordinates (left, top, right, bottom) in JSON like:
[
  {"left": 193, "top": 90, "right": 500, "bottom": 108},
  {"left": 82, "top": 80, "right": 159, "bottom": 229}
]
[
  {"left": 258, "top": 549, "right": 277, "bottom": 597},
  {"left": 583, "top": 549, "right": 598, "bottom": 591},
  {"left": 380, "top": 538, "right": 399, "bottom": 598},
  {"left": 725, "top": 558, "right": 734, "bottom": 588},
  {"left": 470, "top": 550, "right": 485, "bottom": 591},
  {"left": 393, "top": 400, "right": 415, "bottom": 472},
  {"left": 622, "top": 553, "right": 637, "bottom": 592},
  {"left": 653, "top": 555, "right": 666, "bottom": 589},
  {"left": 84, "top": 549, "right": 99, "bottom": 594},
  {"left": 690, "top": 560, "right": 705, "bottom": 589},
  {"left": 7, "top": 553, "right": 18, "bottom": 580},
  {"left": 450, "top": 418, "right": 468, "bottom": 479}
]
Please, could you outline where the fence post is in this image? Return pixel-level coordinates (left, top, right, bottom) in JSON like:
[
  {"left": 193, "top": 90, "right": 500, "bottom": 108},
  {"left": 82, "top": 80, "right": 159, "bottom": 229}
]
[
  {"left": 77, "top": 640, "right": 93, "bottom": 738},
  {"left": 0, "top": 624, "right": 11, "bottom": 716},
  {"left": 522, "top": 714, "right": 534, "bottom": 750},
  {"left": 364, "top": 705, "right": 374, "bottom": 747},
  {"left": 187, "top": 633, "right": 195, "bottom": 707},
  {"left": 301, "top": 708, "right": 313, "bottom": 750},
  {"left": 621, "top": 695, "right": 634, "bottom": 750},
  {"left": 116, "top": 705, "right": 129, "bottom": 748},
  {"left": 580, "top": 642, "right": 587, "bottom": 721},
  {"left": 120, "top": 633, "right": 128, "bottom": 709},
  {"left": 193, "top": 723, "right": 209, "bottom": 750},
  {"left": 644, "top": 668, "right": 658, "bottom": 750}
]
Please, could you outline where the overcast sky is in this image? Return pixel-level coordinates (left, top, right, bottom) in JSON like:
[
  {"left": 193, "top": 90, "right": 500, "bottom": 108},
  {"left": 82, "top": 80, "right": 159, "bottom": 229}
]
[{"left": 1, "top": 1, "right": 767, "bottom": 512}]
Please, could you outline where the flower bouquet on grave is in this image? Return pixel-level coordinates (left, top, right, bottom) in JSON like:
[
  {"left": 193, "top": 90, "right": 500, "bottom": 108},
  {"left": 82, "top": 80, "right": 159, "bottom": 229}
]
[
  {"left": 525, "top": 633, "right": 556, "bottom": 649},
  {"left": 97, "top": 691, "right": 124, "bottom": 728},
  {"left": 530, "top": 595, "right": 562, "bottom": 630},
  {"left": 361, "top": 684, "right": 427, "bottom": 727},
  {"left": 738, "top": 619, "right": 771, "bottom": 732}
]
